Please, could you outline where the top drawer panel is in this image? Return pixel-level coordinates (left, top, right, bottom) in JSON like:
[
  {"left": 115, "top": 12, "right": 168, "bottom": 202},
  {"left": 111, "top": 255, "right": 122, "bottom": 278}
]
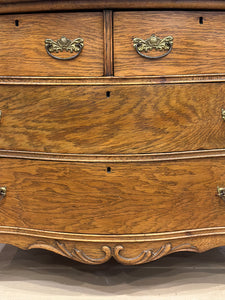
[
  {"left": 0, "top": 12, "right": 103, "bottom": 76},
  {"left": 114, "top": 11, "right": 225, "bottom": 76}
]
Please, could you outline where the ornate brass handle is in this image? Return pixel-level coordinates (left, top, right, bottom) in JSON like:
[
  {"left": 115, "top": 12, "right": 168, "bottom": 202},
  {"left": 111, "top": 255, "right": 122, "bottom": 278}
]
[
  {"left": 45, "top": 36, "right": 84, "bottom": 61},
  {"left": 133, "top": 34, "right": 173, "bottom": 59},
  {"left": 0, "top": 187, "right": 6, "bottom": 201}
]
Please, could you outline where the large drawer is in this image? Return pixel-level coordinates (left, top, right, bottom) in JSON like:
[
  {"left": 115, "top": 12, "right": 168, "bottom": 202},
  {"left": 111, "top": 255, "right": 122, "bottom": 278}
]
[
  {"left": 0, "top": 12, "right": 103, "bottom": 76},
  {"left": 0, "top": 157, "right": 225, "bottom": 234},
  {"left": 0, "top": 83, "right": 225, "bottom": 154},
  {"left": 114, "top": 11, "right": 225, "bottom": 76}
]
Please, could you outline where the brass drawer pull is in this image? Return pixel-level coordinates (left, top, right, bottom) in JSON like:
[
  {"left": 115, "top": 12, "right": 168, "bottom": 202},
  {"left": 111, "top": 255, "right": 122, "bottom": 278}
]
[
  {"left": 0, "top": 187, "right": 6, "bottom": 201},
  {"left": 45, "top": 36, "right": 84, "bottom": 61},
  {"left": 133, "top": 34, "right": 173, "bottom": 59}
]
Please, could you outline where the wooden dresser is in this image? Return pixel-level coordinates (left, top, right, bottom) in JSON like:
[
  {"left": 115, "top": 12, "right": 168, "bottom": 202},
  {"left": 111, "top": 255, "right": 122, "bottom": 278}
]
[{"left": 1, "top": 0, "right": 225, "bottom": 265}]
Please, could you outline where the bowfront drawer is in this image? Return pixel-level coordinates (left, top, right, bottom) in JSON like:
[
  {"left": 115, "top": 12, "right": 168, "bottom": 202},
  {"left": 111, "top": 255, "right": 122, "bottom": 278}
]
[
  {"left": 1, "top": 157, "right": 225, "bottom": 234},
  {"left": 0, "top": 83, "right": 225, "bottom": 154},
  {"left": 0, "top": 12, "right": 103, "bottom": 76},
  {"left": 114, "top": 11, "right": 225, "bottom": 76}
]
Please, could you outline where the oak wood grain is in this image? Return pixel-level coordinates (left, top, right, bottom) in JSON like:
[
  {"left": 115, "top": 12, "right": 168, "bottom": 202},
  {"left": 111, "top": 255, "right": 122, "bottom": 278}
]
[
  {"left": 114, "top": 11, "right": 225, "bottom": 76},
  {"left": 1, "top": 83, "right": 225, "bottom": 154},
  {"left": 0, "top": 12, "right": 103, "bottom": 76},
  {"left": 1, "top": 157, "right": 225, "bottom": 235}
]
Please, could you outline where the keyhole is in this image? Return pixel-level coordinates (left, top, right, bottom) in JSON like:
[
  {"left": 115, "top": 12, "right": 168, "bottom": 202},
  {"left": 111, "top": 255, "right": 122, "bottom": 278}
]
[
  {"left": 107, "top": 167, "right": 111, "bottom": 173},
  {"left": 106, "top": 91, "right": 111, "bottom": 98},
  {"left": 15, "top": 20, "right": 19, "bottom": 26},
  {"left": 199, "top": 17, "right": 203, "bottom": 24}
]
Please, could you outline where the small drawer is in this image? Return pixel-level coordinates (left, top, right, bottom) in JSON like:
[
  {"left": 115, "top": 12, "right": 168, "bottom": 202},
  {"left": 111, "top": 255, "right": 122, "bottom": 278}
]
[
  {"left": 1, "top": 157, "right": 225, "bottom": 234},
  {"left": 0, "top": 12, "right": 103, "bottom": 76},
  {"left": 114, "top": 11, "right": 225, "bottom": 76},
  {"left": 1, "top": 83, "right": 225, "bottom": 154}
]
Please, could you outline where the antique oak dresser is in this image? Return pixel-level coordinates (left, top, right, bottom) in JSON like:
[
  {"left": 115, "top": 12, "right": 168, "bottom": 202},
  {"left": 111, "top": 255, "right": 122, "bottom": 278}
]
[{"left": 1, "top": 0, "right": 225, "bottom": 265}]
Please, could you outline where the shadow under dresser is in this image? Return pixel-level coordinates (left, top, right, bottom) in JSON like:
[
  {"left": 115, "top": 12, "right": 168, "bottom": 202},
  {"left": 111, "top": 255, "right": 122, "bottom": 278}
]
[{"left": 1, "top": 0, "right": 225, "bottom": 265}]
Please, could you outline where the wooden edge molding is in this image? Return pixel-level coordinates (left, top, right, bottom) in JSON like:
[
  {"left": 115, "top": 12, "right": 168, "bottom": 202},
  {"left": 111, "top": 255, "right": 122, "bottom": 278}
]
[
  {"left": 1, "top": 148, "right": 225, "bottom": 163},
  {"left": 1, "top": 1, "right": 225, "bottom": 14},
  {"left": 103, "top": 10, "right": 113, "bottom": 76},
  {"left": 1, "top": 74, "right": 225, "bottom": 86},
  {"left": 2, "top": 225, "right": 225, "bottom": 242}
]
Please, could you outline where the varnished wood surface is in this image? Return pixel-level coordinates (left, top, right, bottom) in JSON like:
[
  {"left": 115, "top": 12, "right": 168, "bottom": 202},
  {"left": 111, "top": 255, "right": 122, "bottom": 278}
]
[
  {"left": 1, "top": 83, "right": 225, "bottom": 154},
  {"left": 2, "top": 1, "right": 225, "bottom": 14},
  {"left": 2, "top": 1, "right": 225, "bottom": 265},
  {"left": 114, "top": 11, "right": 225, "bottom": 76},
  {"left": 0, "top": 13, "right": 103, "bottom": 76},
  {"left": 1, "top": 158, "right": 225, "bottom": 235}
]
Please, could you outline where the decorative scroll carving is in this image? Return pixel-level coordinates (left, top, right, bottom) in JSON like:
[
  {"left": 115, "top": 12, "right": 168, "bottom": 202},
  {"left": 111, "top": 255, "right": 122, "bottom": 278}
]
[
  {"left": 114, "top": 243, "right": 198, "bottom": 265},
  {"left": 28, "top": 241, "right": 198, "bottom": 265},
  {"left": 29, "top": 241, "right": 111, "bottom": 264}
]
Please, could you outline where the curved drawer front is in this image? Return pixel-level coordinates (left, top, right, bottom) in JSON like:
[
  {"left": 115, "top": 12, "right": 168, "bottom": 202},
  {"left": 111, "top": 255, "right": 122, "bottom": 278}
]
[
  {"left": 0, "top": 12, "right": 103, "bottom": 76},
  {"left": 114, "top": 11, "right": 225, "bottom": 76},
  {"left": 0, "top": 157, "right": 225, "bottom": 234},
  {"left": 0, "top": 83, "right": 225, "bottom": 153}
]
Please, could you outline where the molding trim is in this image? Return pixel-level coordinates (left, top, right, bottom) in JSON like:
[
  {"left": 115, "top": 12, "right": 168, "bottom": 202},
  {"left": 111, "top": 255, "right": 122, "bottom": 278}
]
[
  {"left": 1, "top": 226, "right": 225, "bottom": 242},
  {"left": 1, "top": 149, "right": 225, "bottom": 163},
  {"left": 1, "top": 1, "right": 225, "bottom": 14},
  {"left": 28, "top": 241, "right": 198, "bottom": 265},
  {"left": 103, "top": 10, "right": 113, "bottom": 76},
  {"left": 1, "top": 74, "right": 225, "bottom": 86}
]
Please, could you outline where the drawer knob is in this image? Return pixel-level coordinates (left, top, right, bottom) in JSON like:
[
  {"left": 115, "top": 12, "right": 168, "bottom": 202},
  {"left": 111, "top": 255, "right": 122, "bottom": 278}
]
[
  {"left": 45, "top": 36, "right": 84, "bottom": 60},
  {"left": 222, "top": 108, "right": 225, "bottom": 121},
  {"left": 133, "top": 34, "right": 173, "bottom": 59},
  {"left": 0, "top": 187, "right": 6, "bottom": 201},
  {"left": 217, "top": 186, "right": 225, "bottom": 200}
]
